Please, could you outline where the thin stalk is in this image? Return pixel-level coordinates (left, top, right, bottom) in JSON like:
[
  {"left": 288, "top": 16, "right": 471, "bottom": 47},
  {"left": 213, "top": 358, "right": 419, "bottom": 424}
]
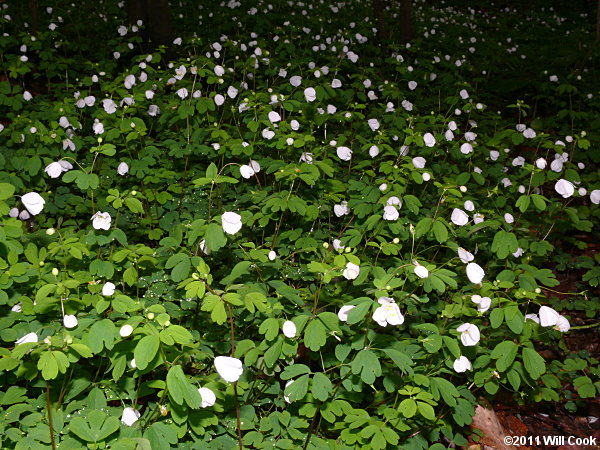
[
  {"left": 227, "top": 303, "right": 243, "bottom": 450},
  {"left": 46, "top": 383, "right": 56, "bottom": 450}
]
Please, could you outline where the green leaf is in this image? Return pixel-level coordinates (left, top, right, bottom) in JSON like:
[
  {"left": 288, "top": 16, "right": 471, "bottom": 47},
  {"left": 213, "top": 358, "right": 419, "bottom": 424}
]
[
  {"left": 491, "top": 341, "right": 518, "bottom": 372},
  {"left": 383, "top": 348, "right": 414, "bottom": 375},
  {"left": 0, "top": 183, "right": 15, "bottom": 200},
  {"left": 259, "top": 318, "right": 279, "bottom": 341},
  {"left": 491, "top": 230, "right": 518, "bottom": 259},
  {"left": 515, "top": 195, "right": 530, "bottom": 213},
  {"left": 284, "top": 374, "right": 310, "bottom": 402},
  {"left": 221, "top": 261, "right": 252, "bottom": 285},
  {"left": 201, "top": 295, "right": 227, "bottom": 325},
  {"left": 346, "top": 301, "right": 372, "bottom": 325},
  {"left": 69, "top": 410, "right": 120, "bottom": 443},
  {"left": 311, "top": 372, "right": 333, "bottom": 401},
  {"left": 145, "top": 422, "right": 178, "bottom": 450},
  {"left": 304, "top": 319, "right": 326, "bottom": 351},
  {"left": 490, "top": 308, "right": 504, "bottom": 328},
  {"left": 522, "top": 347, "right": 546, "bottom": 380},
  {"left": 351, "top": 349, "right": 381, "bottom": 384},
  {"left": 431, "top": 377, "right": 460, "bottom": 407},
  {"left": 124, "top": 197, "right": 144, "bottom": 214},
  {"left": 414, "top": 217, "right": 432, "bottom": 238},
  {"left": 86, "top": 319, "right": 115, "bottom": 353},
  {"left": 432, "top": 221, "right": 448, "bottom": 243},
  {"left": 281, "top": 364, "right": 310, "bottom": 380},
  {"left": 166, "top": 365, "right": 202, "bottom": 409},
  {"left": 399, "top": 398, "right": 417, "bottom": 418},
  {"left": 205, "top": 223, "right": 227, "bottom": 252},
  {"left": 417, "top": 401, "right": 436, "bottom": 420},
  {"left": 134, "top": 335, "right": 160, "bottom": 370}
]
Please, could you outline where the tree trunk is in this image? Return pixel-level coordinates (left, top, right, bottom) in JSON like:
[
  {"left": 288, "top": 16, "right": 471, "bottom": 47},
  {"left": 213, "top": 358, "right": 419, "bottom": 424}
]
[
  {"left": 29, "top": 0, "right": 38, "bottom": 35},
  {"left": 596, "top": 0, "right": 600, "bottom": 43},
  {"left": 372, "top": 0, "right": 390, "bottom": 43},
  {"left": 147, "top": 0, "right": 173, "bottom": 48},
  {"left": 399, "top": 0, "right": 414, "bottom": 45}
]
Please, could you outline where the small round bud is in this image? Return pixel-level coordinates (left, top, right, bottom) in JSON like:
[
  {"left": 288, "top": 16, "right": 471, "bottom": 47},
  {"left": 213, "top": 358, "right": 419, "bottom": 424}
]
[
  {"left": 46, "top": 228, "right": 56, "bottom": 235},
  {"left": 131, "top": 190, "right": 137, "bottom": 196},
  {"left": 344, "top": 247, "right": 352, "bottom": 253},
  {"left": 39, "top": 261, "right": 45, "bottom": 267},
  {"left": 323, "top": 242, "right": 329, "bottom": 249},
  {"left": 65, "top": 336, "right": 73, "bottom": 345},
  {"left": 459, "top": 186, "right": 467, "bottom": 192},
  {"left": 147, "top": 312, "right": 155, "bottom": 320},
  {"left": 534, "top": 288, "right": 541, "bottom": 294},
  {"left": 52, "top": 268, "right": 59, "bottom": 276},
  {"left": 164, "top": 320, "right": 171, "bottom": 327},
  {"left": 392, "top": 238, "right": 400, "bottom": 244},
  {"left": 192, "top": 273, "right": 200, "bottom": 280}
]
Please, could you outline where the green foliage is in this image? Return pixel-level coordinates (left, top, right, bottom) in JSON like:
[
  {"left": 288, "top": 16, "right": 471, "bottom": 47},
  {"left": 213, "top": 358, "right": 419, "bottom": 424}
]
[{"left": 0, "top": 0, "right": 598, "bottom": 448}]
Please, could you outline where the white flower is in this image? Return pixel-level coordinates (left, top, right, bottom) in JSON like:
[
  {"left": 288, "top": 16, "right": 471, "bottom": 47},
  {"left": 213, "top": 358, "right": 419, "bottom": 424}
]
[
  {"left": 63, "top": 315, "right": 78, "bottom": 328},
  {"left": 45, "top": 162, "right": 63, "bottom": 178},
  {"left": 460, "top": 143, "right": 473, "bottom": 154},
  {"left": 121, "top": 407, "right": 141, "bottom": 426},
  {"left": 473, "top": 213, "right": 485, "bottom": 224},
  {"left": 117, "top": 162, "right": 129, "bottom": 176},
  {"left": 423, "top": 133, "right": 436, "bottom": 147},
  {"left": 336, "top": 146, "right": 352, "bottom": 161},
  {"left": 464, "top": 200, "right": 475, "bottom": 211},
  {"left": 408, "top": 80, "right": 418, "bottom": 90},
  {"left": 174, "top": 64, "right": 186, "bottom": 80},
  {"left": 262, "top": 128, "right": 275, "bottom": 139},
  {"left": 539, "top": 306, "right": 560, "bottom": 327},
  {"left": 550, "top": 158, "right": 563, "bottom": 172},
  {"left": 214, "top": 94, "right": 225, "bottom": 106},
  {"left": 331, "top": 78, "right": 342, "bottom": 88},
  {"left": 123, "top": 74, "right": 135, "bottom": 89},
  {"left": 176, "top": 88, "right": 188, "bottom": 99},
  {"left": 23, "top": 91, "right": 33, "bottom": 101},
  {"left": 19, "top": 210, "right": 30, "bottom": 220},
  {"left": 282, "top": 321, "right": 297, "bottom": 338},
  {"left": 21, "top": 192, "right": 45, "bottom": 215},
  {"left": 16, "top": 332, "right": 38, "bottom": 345},
  {"left": 535, "top": 158, "right": 547, "bottom": 169},
  {"left": 93, "top": 120, "right": 104, "bottom": 135},
  {"left": 102, "top": 99, "right": 117, "bottom": 114},
  {"left": 414, "top": 264, "right": 429, "bottom": 279},
  {"left": 372, "top": 297, "right": 404, "bottom": 327},
  {"left": 523, "top": 128, "right": 536, "bottom": 139},
  {"left": 368, "top": 119, "right": 380, "bottom": 131},
  {"left": 458, "top": 248, "right": 474, "bottom": 263},
  {"left": 459, "top": 89, "right": 469, "bottom": 99},
  {"left": 554, "top": 179, "right": 574, "bottom": 198},
  {"left": 338, "top": 305, "right": 355, "bottom": 322},
  {"left": 466, "top": 263, "right": 485, "bottom": 284},
  {"left": 457, "top": 323, "right": 480, "bottom": 346},
  {"left": 268, "top": 111, "right": 281, "bottom": 123},
  {"left": 471, "top": 295, "right": 491, "bottom": 313},
  {"left": 290, "top": 120, "right": 300, "bottom": 131},
  {"left": 240, "top": 165, "right": 255, "bottom": 179},
  {"left": 453, "top": 356, "right": 472, "bottom": 373},
  {"left": 383, "top": 205, "right": 399, "bottom": 221},
  {"left": 227, "top": 86, "right": 238, "bottom": 98},
  {"left": 9, "top": 208, "right": 19, "bottom": 218},
  {"left": 91, "top": 212, "right": 111, "bottom": 230},
  {"left": 304, "top": 87, "right": 316, "bottom": 102},
  {"left": 334, "top": 201, "right": 350, "bottom": 217},
  {"left": 300, "top": 152, "right": 313, "bottom": 164},
  {"left": 290, "top": 75, "right": 302, "bottom": 87},
  {"left": 214, "top": 65, "right": 225, "bottom": 76},
  {"left": 343, "top": 262, "right": 360, "bottom": 280},
  {"left": 369, "top": 145, "right": 379, "bottom": 157},
  {"left": 11, "top": 303, "right": 22, "bottom": 312},
  {"left": 120, "top": 324, "right": 133, "bottom": 337},
  {"left": 525, "top": 313, "right": 540, "bottom": 324},
  {"left": 198, "top": 387, "right": 216, "bottom": 408},
  {"left": 555, "top": 315, "right": 570, "bottom": 332},
  {"left": 268, "top": 250, "right": 277, "bottom": 261},
  {"left": 102, "top": 282, "right": 116, "bottom": 296},
  {"left": 222, "top": 212, "right": 242, "bottom": 235},
  {"left": 451, "top": 208, "right": 469, "bottom": 226},
  {"left": 412, "top": 157, "right": 426, "bottom": 169},
  {"left": 504, "top": 213, "right": 514, "bottom": 224},
  {"left": 214, "top": 356, "right": 243, "bottom": 382},
  {"left": 590, "top": 190, "right": 600, "bottom": 204}
]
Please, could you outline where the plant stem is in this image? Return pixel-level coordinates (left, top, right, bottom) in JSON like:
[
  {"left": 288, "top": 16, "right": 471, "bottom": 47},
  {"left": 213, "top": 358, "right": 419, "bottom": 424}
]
[
  {"left": 227, "top": 303, "right": 243, "bottom": 450},
  {"left": 46, "top": 383, "right": 56, "bottom": 450}
]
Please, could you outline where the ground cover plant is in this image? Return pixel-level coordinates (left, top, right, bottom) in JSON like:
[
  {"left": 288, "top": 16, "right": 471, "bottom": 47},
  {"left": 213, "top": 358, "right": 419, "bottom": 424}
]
[{"left": 0, "top": 0, "right": 599, "bottom": 448}]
